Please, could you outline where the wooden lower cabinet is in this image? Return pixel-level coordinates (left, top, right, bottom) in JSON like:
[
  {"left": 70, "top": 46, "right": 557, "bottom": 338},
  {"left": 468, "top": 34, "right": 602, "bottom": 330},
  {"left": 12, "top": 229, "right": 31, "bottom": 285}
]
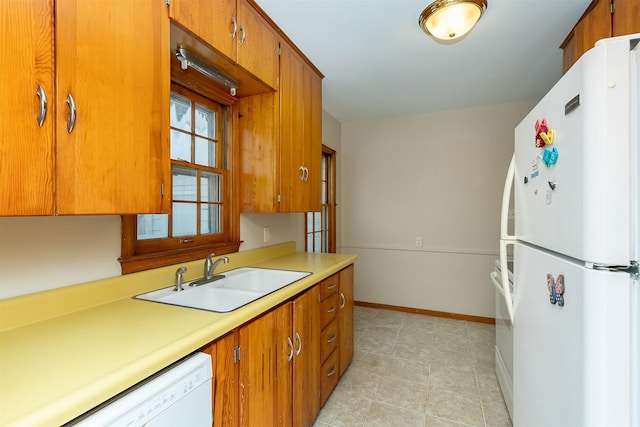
[
  {"left": 319, "top": 265, "right": 355, "bottom": 406},
  {"left": 205, "top": 267, "right": 354, "bottom": 425},
  {"left": 338, "top": 265, "right": 355, "bottom": 376},
  {"left": 209, "top": 284, "right": 322, "bottom": 427}
]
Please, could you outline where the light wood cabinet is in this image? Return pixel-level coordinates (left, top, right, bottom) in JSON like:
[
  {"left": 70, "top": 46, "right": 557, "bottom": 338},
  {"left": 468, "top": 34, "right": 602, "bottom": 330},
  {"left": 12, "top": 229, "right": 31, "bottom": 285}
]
[
  {"left": 279, "top": 42, "right": 322, "bottom": 212},
  {"left": 212, "top": 285, "right": 321, "bottom": 427},
  {"left": 319, "top": 266, "right": 355, "bottom": 406},
  {"left": 169, "top": 0, "right": 278, "bottom": 89},
  {"left": 1, "top": 0, "right": 169, "bottom": 216},
  {"left": 0, "top": 0, "right": 55, "bottom": 215},
  {"left": 239, "top": 41, "right": 323, "bottom": 213},
  {"left": 338, "top": 265, "right": 355, "bottom": 376},
  {"left": 212, "top": 330, "right": 240, "bottom": 427},
  {"left": 561, "top": 0, "right": 640, "bottom": 72}
]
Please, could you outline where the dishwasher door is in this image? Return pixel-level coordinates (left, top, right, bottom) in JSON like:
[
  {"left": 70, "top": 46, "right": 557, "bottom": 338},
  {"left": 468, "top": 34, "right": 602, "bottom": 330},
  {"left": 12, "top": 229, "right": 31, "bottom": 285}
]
[{"left": 70, "top": 352, "right": 212, "bottom": 427}]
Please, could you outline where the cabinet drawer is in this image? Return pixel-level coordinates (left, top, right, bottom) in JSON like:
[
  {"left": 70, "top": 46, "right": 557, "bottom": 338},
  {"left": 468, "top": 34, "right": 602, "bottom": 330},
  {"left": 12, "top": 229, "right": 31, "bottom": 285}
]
[
  {"left": 321, "top": 293, "right": 339, "bottom": 329},
  {"left": 320, "top": 318, "right": 338, "bottom": 363},
  {"left": 320, "top": 348, "right": 339, "bottom": 406},
  {"left": 320, "top": 275, "right": 339, "bottom": 301}
]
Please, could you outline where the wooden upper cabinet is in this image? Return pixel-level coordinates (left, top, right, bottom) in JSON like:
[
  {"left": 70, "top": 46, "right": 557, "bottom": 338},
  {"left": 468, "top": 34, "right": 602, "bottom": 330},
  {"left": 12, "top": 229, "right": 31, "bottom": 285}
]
[
  {"left": 0, "top": 0, "right": 55, "bottom": 215},
  {"left": 170, "top": 0, "right": 279, "bottom": 89},
  {"left": 279, "top": 42, "right": 323, "bottom": 213},
  {"left": 612, "top": 0, "right": 640, "bottom": 36},
  {"left": 237, "top": 0, "right": 279, "bottom": 89},
  {"left": 169, "top": 0, "right": 236, "bottom": 60},
  {"left": 55, "top": 0, "right": 170, "bottom": 214},
  {"left": 561, "top": 0, "right": 639, "bottom": 73}
]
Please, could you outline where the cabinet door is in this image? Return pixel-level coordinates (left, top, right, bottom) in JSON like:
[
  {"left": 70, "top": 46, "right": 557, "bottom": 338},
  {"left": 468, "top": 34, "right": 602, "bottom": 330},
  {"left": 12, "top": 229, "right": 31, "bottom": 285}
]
[
  {"left": 303, "top": 66, "right": 323, "bottom": 212},
  {"left": 0, "top": 0, "right": 55, "bottom": 215},
  {"left": 55, "top": 0, "right": 169, "bottom": 214},
  {"left": 279, "top": 43, "right": 306, "bottom": 212},
  {"left": 574, "top": 0, "right": 612, "bottom": 62},
  {"left": 240, "top": 306, "right": 289, "bottom": 426},
  {"left": 169, "top": 0, "right": 236, "bottom": 59},
  {"left": 292, "top": 285, "right": 320, "bottom": 427},
  {"left": 612, "top": 0, "right": 640, "bottom": 36},
  {"left": 214, "top": 331, "right": 240, "bottom": 427},
  {"left": 237, "top": 0, "right": 279, "bottom": 89},
  {"left": 338, "top": 265, "right": 355, "bottom": 377}
]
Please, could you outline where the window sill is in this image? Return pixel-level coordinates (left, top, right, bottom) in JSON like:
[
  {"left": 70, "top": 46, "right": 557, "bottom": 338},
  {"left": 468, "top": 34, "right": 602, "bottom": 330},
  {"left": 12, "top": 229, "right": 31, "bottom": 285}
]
[{"left": 119, "top": 241, "right": 242, "bottom": 274}]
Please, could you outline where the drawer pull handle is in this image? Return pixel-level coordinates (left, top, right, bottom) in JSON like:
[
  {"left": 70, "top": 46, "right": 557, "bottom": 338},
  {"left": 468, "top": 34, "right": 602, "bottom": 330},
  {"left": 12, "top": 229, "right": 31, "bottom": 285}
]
[
  {"left": 327, "top": 283, "right": 336, "bottom": 290},
  {"left": 340, "top": 292, "right": 346, "bottom": 309},
  {"left": 327, "top": 335, "right": 336, "bottom": 344},
  {"left": 327, "top": 306, "right": 336, "bottom": 313},
  {"left": 327, "top": 367, "right": 336, "bottom": 377}
]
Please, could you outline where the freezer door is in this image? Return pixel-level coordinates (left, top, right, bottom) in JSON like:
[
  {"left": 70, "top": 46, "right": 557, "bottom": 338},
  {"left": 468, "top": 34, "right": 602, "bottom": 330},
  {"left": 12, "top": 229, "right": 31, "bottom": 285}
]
[
  {"left": 513, "top": 243, "right": 632, "bottom": 426},
  {"left": 514, "top": 35, "right": 637, "bottom": 265}
]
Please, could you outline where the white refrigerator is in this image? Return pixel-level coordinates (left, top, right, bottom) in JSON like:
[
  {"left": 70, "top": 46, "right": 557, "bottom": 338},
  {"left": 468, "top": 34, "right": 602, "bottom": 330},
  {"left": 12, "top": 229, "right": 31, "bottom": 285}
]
[{"left": 497, "top": 34, "right": 640, "bottom": 426}]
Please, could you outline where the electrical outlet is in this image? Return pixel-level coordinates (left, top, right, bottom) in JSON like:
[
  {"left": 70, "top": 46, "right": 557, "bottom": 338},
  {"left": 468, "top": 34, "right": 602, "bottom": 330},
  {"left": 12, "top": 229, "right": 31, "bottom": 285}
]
[
  {"left": 263, "top": 226, "right": 270, "bottom": 242},
  {"left": 415, "top": 236, "right": 423, "bottom": 247}
]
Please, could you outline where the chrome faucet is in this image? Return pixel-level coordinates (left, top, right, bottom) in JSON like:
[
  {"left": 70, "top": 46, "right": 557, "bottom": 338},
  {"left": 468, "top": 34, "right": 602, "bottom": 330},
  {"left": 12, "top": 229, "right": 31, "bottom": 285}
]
[
  {"left": 173, "top": 266, "right": 187, "bottom": 292},
  {"left": 205, "top": 254, "right": 229, "bottom": 281}
]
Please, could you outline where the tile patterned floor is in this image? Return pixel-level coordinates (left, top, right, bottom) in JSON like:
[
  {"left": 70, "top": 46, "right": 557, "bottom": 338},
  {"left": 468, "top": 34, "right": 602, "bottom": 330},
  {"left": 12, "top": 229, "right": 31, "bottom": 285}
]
[{"left": 314, "top": 306, "right": 512, "bottom": 427}]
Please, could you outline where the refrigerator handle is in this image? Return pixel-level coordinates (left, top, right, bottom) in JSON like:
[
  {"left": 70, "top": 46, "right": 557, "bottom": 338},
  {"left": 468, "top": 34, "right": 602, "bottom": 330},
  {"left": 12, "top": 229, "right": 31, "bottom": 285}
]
[
  {"left": 501, "top": 154, "right": 516, "bottom": 241},
  {"left": 500, "top": 239, "right": 515, "bottom": 324}
]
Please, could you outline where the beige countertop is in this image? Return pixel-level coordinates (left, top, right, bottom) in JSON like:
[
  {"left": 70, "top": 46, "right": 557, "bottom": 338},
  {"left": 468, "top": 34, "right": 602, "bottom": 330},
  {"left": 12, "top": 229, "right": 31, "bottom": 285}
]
[{"left": 0, "top": 242, "right": 357, "bottom": 426}]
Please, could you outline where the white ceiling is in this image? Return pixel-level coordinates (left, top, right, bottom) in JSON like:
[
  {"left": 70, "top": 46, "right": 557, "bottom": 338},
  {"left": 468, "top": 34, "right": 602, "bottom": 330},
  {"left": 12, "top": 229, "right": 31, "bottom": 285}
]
[{"left": 254, "top": 0, "right": 592, "bottom": 122}]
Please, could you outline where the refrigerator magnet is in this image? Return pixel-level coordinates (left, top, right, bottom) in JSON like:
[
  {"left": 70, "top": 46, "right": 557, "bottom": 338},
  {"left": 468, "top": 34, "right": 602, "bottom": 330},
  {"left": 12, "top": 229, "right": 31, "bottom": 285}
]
[{"left": 546, "top": 274, "right": 565, "bottom": 307}]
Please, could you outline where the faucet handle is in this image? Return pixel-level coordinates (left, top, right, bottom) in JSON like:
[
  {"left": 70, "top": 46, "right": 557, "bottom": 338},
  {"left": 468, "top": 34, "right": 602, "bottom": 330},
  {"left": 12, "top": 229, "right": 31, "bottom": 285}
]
[{"left": 174, "top": 266, "right": 187, "bottom": 292}]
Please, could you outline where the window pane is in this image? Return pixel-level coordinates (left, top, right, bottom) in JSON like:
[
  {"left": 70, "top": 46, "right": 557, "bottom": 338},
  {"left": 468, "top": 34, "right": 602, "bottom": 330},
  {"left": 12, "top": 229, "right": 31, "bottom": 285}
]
[
  {"left": 201, "top": 172, "right": 220, "bottom": 202},
  {"left": 314, "top": 232, "right": 321, "bottom": 253},
  {"left": 170, "top": 93, "right": 191, "bottom": 131},
  {"left": 201, "top": 204, "right": 221, "bottom": 234},
  {"left": 195, "top": 104, "right": 215, "bottom": 139},
  {"left": 306, "top": 212, "right": 313, "bottom": 231},
  {"left": 321, "top": 181, "right": 326, "bottom": 204},
  {"left": 137, "top": 214, "right": 168, "bottom": 240},
  {"left": 170, "top": 129, "right": 192, "bottom": 162},
  {"left": 195, "top": 137, "right": 216, "bottom": 167},
  {"left": 307, "top": 233, "right": 313, "bottom": 252},
  {"left": 321, "top": 230, "right": 328, "bottom": 252},
  {"left": 173, "top": 166, "right": 197, "bottom": 201},
  {"left": 172, "top": 202, "right": 197, "bottom": 236},
  {"left": 314, "top": 212, "right": 321, "bottom": 232}
]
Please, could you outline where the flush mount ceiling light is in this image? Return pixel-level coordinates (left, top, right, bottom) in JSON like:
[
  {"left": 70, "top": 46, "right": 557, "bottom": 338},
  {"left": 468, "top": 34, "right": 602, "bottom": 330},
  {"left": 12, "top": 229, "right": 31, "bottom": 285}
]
[{"left": 419, "top": 0, "right": 487, "bottom": 42}]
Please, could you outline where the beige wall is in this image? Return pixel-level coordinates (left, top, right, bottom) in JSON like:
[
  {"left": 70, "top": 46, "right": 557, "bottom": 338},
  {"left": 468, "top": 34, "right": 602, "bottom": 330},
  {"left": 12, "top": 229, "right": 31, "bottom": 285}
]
[
  {"left": 340, "top": 101, "right": 534, "bottom": 318},
  {"left": 0, "top": 213, "right": 303, "bottom": 299}
]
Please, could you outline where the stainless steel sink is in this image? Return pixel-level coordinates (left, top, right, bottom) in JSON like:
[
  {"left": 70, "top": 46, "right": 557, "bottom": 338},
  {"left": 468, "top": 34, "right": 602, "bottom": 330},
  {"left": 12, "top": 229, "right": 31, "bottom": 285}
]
[{"left": 134, "top": 267, "right": 311, "bottom": 312}]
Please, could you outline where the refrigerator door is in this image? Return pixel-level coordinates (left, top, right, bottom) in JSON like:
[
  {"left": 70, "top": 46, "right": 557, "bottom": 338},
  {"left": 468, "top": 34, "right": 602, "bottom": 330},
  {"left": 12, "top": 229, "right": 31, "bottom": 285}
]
[
  {"left": 513, "top": 243, "right": 632, "bottom": 426},
  {"left": 514, "top": 35, "right": 637, "bottom": 265}
]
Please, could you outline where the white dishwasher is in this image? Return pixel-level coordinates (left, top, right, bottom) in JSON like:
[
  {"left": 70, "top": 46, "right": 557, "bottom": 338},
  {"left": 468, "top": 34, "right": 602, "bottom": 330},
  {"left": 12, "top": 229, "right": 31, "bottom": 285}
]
[{"left": 69, "top": 352, "right": 212, "bottom": 427}]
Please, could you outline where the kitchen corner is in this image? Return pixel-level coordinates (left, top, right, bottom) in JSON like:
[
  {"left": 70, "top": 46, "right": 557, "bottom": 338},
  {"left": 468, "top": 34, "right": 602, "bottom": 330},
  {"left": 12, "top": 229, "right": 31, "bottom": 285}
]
[{"left": 0, "top": 242, "right": 357, "bottom": 427}]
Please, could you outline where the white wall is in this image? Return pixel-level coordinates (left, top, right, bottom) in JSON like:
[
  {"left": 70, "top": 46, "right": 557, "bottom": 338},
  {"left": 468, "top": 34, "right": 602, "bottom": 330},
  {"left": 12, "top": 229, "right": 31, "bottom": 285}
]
[{"left": 340, "top": 101, "right": 534, "bottom": 318}]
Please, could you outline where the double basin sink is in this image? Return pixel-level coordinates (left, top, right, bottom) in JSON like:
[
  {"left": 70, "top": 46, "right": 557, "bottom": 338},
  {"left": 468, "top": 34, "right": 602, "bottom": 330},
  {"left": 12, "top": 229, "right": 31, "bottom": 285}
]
[{"left": 135, "top": 267, "right": 311, "bottom": 312}]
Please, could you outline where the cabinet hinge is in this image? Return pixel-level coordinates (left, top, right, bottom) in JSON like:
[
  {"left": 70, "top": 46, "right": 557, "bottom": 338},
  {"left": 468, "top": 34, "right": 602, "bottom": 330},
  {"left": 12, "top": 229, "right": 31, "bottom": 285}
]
[
  {"left": 161, "top": 181, "right": 165, "bottom": 197},
  {"left": 234, "top": 345, "right": 241, "bottom": 363},
  {"left": 277, "top": 194, "right": 281, "bottom": 203},
  {"left": 277, "top": 47, "right": 281, "bottom": 56},
  {"left": 165, "top": 0, "right": 170, "bottom": 6},
  {"left": 611, "top": 0, "right": 615, "bottom": 13}
]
